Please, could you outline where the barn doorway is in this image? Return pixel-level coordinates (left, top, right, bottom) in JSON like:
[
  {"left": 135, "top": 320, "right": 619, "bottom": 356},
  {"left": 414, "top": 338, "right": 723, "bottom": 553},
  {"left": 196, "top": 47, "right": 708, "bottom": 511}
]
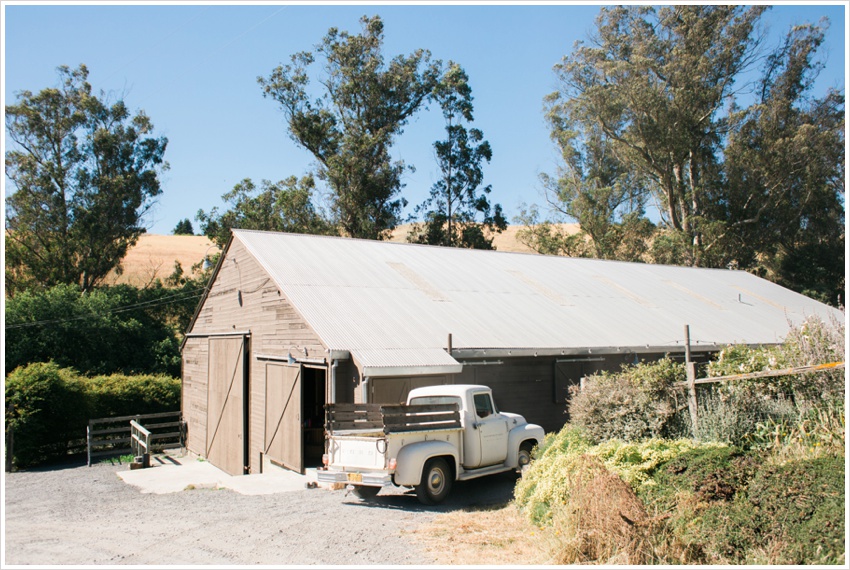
[
  {"left": 301, "top": 366, "right": 327, "bottom": 468},
  {"left": 263, "top": 362, "right": 326, "bottom": 473}
]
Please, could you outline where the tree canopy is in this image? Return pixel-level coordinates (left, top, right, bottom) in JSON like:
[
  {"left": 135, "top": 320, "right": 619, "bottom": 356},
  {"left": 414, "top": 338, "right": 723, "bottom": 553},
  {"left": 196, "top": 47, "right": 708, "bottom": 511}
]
[
  {"left": 196, "top": 176, "right": 336, "bottom": 247},
  {"left": 172, "top": 219, "right": 194, "bottom": 235},
  {"left": 535, "top": 6, "right": 844, "bottom": 303},
  {"left": 5, "top": 64, "right": 168, "bottom": 295},
  {"left": 258, "top": 15, "right": 443, "bottom": 240},
  {"left": 407, "top": 63, "right": 506, "bottom": 249}
]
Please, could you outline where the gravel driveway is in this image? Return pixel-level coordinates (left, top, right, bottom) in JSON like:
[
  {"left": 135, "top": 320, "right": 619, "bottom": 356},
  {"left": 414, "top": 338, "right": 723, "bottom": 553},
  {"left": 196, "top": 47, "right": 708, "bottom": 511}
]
[{"left": 3, "top": 457, "right": 519, "bottom": 565}]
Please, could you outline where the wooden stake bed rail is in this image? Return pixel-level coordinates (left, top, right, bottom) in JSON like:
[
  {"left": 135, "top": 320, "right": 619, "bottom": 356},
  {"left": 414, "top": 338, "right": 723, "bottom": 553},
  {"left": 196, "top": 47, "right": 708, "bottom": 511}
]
[{"left": 325, "top": 403, "right": 461, "bottom": 434}]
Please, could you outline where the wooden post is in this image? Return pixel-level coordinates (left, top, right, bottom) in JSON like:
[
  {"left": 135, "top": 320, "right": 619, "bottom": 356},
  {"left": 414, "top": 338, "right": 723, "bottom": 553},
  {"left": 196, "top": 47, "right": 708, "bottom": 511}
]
[
  {"left": 5, "top": 404, "right": 14, "bottom": 472},
  {"left": 684, "top": 325, "right": 699, "bottom": 436}
]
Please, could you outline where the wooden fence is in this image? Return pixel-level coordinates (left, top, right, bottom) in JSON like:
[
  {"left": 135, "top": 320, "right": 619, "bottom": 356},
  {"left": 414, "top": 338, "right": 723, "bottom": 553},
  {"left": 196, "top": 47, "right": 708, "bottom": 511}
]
[
  {"left": 676, "top": 324, "right": 844, "bottom": 433},
  {"left": 87, "top": 411, "right": 184, "bottom": 466}
]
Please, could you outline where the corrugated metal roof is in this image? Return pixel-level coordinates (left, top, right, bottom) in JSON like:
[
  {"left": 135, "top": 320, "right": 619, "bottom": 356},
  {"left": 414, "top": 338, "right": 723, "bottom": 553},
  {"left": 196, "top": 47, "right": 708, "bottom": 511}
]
[{"left": 232, "top": 229, "right": 843, "bottom": 372}]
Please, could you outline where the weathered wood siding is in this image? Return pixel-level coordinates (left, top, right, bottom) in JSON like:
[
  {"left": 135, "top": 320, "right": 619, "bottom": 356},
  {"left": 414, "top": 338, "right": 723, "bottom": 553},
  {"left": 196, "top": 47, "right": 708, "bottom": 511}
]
[
  {"left": 361, "top": 352, "right": 715, "bottom": 433},
  {"left": 367, "top": 375, "right": 451, "bottom": 404},
  {"left": 182, "top": 237, "right": 328, "bottom": 474},
  {"left": 182, "top": 336, "right": 209, "bottom": 455}
]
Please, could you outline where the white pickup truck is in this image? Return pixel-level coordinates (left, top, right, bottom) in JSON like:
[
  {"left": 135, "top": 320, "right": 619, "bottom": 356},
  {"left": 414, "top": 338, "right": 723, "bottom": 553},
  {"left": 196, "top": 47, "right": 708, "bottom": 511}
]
[{"left": 317, "top": 384, "right": 545, "bottom": 504}]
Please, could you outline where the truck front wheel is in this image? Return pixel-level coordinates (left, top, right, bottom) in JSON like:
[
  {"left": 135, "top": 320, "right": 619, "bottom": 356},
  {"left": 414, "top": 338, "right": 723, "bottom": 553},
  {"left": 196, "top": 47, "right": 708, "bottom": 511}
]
[
  {"left": 415, "top": 458, "right": 452, "bottom": 505},
  {"left": 517, "top": 441, "right": 535, "bottom": 471}
]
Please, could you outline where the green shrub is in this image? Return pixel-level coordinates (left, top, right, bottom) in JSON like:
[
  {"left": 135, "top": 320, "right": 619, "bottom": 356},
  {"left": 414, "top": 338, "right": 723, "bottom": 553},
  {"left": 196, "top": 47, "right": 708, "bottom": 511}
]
[
  {"left": 515, "top": 424, "right": 724, "bottom": 526},
  {"left": 87, "top": 373, "right": 181, "bottom": 418},
  {"left": 4, "top": 283, "right": 197, "bottom": 377},
  {"left": 747, "top": 397, "right": 845, "bottom": 457},
  {"left": 741, "top": 456, "right": 845, "bottom": 564},
  {"left": 5, "top": 362, "right": 181, "bottom": 468},
  {"left": 692, "top": 455, "right": 845, "bottom": 564},
  {"left": 592, "top": 438, "right": 727, "bottom": 488},
  {"left": 637, "top": 445, "right": 755, "bottom": 512},
  {"left": 5, "top": 362, "right": 91, "bottom": 467},
  {"left": 567, "top": 358, "right": 686, "bottom": 443},
  {"left": 514, "top": 426, "right": 593, "bottom": 525}
]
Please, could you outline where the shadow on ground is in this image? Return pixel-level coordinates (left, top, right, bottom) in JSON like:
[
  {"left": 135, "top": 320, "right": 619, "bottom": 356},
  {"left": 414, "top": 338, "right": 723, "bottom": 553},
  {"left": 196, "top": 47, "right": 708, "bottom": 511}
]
[{"left": 338, "top": 471, "right": 520, "bottom": 513}]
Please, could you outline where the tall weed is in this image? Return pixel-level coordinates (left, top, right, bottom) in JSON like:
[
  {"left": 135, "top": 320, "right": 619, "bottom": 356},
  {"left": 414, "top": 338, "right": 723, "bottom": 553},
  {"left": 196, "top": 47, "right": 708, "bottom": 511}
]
[{"left": 707, "top": 315, "right": 845, "bottom": 404}]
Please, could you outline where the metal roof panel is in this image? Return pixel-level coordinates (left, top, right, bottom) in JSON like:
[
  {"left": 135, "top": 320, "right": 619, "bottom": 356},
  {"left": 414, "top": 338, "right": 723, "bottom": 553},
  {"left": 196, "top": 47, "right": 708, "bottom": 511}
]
[{"left": 233, "top": 230, "right": 842, "bottom": 370}]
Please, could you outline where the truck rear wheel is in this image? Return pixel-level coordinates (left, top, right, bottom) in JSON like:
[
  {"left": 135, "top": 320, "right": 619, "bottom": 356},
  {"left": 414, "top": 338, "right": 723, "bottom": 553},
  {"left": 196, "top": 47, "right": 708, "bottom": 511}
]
[
  {"left": 416, "top": 458, "right": 452, "bottom": 505},
  {"left": 352, "top": 485, "right": 380, "bottom": 500}
]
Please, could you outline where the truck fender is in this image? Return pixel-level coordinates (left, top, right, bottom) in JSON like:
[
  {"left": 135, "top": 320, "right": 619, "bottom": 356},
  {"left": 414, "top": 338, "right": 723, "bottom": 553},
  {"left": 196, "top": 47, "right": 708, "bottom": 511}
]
[
  {"left": 505, "top": 423, "right": 546, "bottom": 468},
  {"left": 393, "top": 440, "right": 459, "bottom": 487}
]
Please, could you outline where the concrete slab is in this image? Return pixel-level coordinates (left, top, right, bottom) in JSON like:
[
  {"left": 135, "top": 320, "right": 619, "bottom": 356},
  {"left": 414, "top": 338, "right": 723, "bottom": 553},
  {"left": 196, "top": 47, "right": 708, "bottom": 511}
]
[{"left": 117, "top": 453, "right": 319, "bottom": 495}]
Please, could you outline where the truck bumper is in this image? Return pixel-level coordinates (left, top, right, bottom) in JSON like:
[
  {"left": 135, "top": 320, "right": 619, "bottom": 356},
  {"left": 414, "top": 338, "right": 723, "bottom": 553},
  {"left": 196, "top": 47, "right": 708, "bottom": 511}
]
[{"left": 317, "top": 469, "right": 393, "bottom": 487}]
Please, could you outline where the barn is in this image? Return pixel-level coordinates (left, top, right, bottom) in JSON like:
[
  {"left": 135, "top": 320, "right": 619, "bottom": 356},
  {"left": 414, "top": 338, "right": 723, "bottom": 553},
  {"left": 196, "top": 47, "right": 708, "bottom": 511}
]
[{"left": 181, "top": 229, "right": 842, "bottom": 476}]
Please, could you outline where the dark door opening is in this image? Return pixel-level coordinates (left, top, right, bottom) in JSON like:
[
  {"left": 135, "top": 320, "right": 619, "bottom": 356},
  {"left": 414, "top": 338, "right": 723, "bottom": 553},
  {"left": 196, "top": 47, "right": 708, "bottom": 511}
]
[{"left": 301, "top": 366, "right": 327, "bottom": 468}]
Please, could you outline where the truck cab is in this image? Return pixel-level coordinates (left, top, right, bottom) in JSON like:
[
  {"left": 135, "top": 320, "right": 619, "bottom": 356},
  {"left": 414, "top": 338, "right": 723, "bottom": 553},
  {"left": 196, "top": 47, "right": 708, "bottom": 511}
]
[{"left": 409, "top": 385, "right": 511, "bottom": 469}]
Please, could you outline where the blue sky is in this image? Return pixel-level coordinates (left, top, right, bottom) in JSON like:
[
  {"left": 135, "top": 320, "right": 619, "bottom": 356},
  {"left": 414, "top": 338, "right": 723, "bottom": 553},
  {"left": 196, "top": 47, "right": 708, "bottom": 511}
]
[{"left": 3, "top": 2, "right": 847, "bottom": 236}]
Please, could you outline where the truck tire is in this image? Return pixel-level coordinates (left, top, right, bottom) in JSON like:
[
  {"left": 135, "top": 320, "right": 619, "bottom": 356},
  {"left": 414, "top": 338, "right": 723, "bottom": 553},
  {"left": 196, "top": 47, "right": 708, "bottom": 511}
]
[
  {"left": 415, "top": 458, "right": 452, "bottom": 505},
  {"left": 352, "top": 486, "right": 380, "bottom": 500},
  {"left": 517, "top": 441, "right": 535, "bottom": 471}
]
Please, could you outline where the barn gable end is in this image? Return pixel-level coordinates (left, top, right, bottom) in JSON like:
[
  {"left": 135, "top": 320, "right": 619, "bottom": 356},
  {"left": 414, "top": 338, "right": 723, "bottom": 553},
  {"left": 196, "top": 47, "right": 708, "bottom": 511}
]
[{"left": 182, "top": 237, "right": 329, "bottom": 475}]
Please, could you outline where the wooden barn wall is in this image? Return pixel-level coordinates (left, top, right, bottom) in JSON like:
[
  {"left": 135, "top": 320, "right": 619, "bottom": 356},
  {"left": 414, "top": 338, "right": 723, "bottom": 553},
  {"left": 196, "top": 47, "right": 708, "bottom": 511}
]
[
  {"left": 367, "top": 374, "right": 451, "bottom": 404},
  {"left": 452, "top": 357, "right": 570, "bottom": 433},
  {"left": 355, "top": 351, "right": 716, "bottom": 433},
  {"left": 181, "top": 336, "right": 209, "bottom": 456},
  {"left": 182, "top": 238, "right": 328, "bottom": 474}
]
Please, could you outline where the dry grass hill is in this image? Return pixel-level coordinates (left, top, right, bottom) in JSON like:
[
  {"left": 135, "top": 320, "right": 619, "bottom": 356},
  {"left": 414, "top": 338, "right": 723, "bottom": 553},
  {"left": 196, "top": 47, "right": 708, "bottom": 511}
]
[{"left": 106, "top": 224, "right": 579, "bottom": 286}]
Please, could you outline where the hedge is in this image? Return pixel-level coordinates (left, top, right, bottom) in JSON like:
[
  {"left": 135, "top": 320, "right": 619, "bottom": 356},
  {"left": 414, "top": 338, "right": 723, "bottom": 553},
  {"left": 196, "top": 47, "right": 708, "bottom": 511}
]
[{"left": 5, "top": 362, "right": 181, "bottom": 468}]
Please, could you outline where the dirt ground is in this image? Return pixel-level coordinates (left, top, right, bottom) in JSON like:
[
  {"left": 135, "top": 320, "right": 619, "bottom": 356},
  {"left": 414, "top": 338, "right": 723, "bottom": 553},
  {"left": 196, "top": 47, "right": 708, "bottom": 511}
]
[{"left": 2, "top": 458, "right": 521, "bottom": 566}]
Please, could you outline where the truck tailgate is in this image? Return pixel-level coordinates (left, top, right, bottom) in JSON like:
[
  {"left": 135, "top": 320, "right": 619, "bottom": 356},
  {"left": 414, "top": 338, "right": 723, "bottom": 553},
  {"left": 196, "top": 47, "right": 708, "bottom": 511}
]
[{"left": 327, "top": 435, "right": 386, "bottom": 470}]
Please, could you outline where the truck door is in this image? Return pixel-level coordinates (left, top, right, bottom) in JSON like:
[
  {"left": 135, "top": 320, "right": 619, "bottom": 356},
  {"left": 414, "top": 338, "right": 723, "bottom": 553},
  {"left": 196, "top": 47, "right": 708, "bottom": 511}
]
[{"left": 473, "top": 391, "right": 508, "bottom": 466}]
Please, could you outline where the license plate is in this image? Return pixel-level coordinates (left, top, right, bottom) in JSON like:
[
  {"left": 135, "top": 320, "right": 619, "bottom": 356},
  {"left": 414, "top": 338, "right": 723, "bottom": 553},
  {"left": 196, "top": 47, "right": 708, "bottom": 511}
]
[{"left": 347, "top": 472, "right": 362, "bottom": 483}]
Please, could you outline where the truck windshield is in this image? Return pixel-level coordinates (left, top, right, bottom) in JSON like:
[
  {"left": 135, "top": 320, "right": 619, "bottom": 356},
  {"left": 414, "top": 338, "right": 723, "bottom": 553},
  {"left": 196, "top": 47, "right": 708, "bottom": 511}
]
[{"left": 408, "top": 396, "right": 462, "bottom": 409}]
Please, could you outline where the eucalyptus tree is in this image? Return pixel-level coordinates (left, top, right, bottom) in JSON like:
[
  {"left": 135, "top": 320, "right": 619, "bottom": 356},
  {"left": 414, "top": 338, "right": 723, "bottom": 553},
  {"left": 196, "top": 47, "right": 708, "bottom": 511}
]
[
  {"left": 196, "top": 176, "right": 336, "bottom": 247},
  {"left": 408, "top": 63, "right": 506, "bottom": 249},
  {"left": 547, "top": 5, "right": 766, "bottom": 267},
  {"left": 544, "top": 6, "right": 843, "bottom": 302},
  {"left": 5, "top": 64, "right": 168, "bottom": 294},
  {"left": 259, "top": 15, "right": 442, "bottom": 240},
  {"left": 537, "top": 122, "right": 654, "bottom": 261},
  {"left": 721, "top": 23, "right": 845, "bottom": 303}
]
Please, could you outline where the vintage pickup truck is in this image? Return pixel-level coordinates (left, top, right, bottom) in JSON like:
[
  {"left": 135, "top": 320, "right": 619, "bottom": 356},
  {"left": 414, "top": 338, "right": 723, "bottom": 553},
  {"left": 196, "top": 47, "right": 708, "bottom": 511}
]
[{"left": 317, "top": 384, "right": 545, "bottom": 504}]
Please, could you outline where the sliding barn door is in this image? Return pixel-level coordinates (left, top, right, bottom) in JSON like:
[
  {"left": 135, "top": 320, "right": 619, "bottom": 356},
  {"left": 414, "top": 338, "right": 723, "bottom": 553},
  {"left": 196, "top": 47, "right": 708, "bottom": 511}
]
[
  {"left": 206, "top": 337, "right": 246, "bottom": 476},
  {"left": 264, "top": 363, "right": 303, "bottom": 473}
]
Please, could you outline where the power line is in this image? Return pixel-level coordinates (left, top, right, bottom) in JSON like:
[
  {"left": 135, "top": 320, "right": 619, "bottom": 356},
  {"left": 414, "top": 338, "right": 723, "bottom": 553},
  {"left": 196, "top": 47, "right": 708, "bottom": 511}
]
[{"left": 5, "top": 287, "right": 207, "bottom": 330}]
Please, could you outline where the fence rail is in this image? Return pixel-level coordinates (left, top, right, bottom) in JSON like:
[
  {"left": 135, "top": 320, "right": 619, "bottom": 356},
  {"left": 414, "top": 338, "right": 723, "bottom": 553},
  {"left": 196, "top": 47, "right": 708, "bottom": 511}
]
[
  {"left": 130, "top": 420, "right": 152, "bottom": 457},
  {"left": 679, "top": 361, "right": 845, "bottom": 386},
  {"left": 87, "top": 411, "right": 184, "bottom": 466}
]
